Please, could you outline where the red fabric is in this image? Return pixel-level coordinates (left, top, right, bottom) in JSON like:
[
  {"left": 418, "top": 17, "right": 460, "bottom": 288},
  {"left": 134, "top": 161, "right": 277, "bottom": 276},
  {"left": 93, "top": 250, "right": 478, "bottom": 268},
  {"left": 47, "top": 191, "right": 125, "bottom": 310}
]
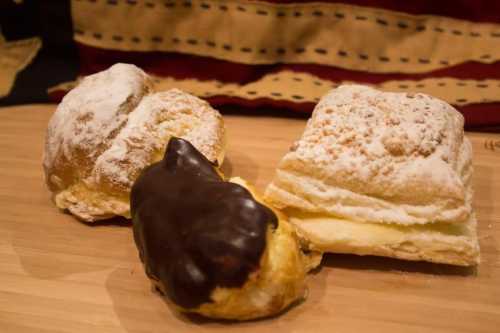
[
  {"left": 66, "top": 0, "right": 500, "bottom": 130},
  {"left": 78, "top": 44, "right": 500, "bottom": 84}
]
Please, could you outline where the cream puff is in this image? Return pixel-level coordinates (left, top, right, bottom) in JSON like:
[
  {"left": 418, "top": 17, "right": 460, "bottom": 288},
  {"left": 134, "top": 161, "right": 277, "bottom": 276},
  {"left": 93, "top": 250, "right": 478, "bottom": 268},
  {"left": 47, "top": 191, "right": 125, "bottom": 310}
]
[
  {"left": 131, "top": 137, "right": 321, "bottom": 320},
  {"left": 43, "top": 63, "right": 225, "bottom": 222}
]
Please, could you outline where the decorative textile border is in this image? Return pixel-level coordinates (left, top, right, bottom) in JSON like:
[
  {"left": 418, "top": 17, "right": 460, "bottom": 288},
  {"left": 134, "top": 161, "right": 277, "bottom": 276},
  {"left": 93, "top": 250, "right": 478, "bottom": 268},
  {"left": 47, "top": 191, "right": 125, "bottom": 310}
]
[
  {"left": 72, "top": 0, "right": 500, "bottom": 73},
  {"left": 49, "top": 70, "right": 500, "bottom": 107}
]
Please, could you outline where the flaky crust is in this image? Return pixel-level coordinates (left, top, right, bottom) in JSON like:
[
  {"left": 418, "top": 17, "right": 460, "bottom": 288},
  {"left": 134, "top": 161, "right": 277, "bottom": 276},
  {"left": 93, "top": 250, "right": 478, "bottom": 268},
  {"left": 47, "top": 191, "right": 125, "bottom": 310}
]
[
  {"left": 43, "top": 63, "right": 225, "bottom": 222},
  {"left": 265, "top": 85, "right": 479, "bottom": 266},
  {"left": 266, "top": 85, "right": 471, "bottom": 225}
]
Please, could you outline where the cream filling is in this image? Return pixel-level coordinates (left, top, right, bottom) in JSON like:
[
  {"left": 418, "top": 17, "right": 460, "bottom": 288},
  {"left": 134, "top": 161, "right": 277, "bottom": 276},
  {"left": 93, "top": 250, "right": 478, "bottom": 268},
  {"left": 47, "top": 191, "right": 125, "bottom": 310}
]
[{"left": 286, "top": 211, "right": 479, "bottom": 266}]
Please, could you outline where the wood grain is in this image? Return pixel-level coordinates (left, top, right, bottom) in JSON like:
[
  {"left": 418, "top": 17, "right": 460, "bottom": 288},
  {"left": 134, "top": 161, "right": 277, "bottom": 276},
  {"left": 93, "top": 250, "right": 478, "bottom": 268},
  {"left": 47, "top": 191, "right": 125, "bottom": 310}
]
[{"left": 0, "top": 104, "right": 499, "bottom": 333}]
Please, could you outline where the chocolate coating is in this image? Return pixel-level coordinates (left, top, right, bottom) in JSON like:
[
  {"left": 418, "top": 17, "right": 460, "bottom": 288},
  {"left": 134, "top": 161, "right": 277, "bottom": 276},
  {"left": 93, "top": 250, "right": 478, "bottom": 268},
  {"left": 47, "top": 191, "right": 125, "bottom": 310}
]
[{"left": 131, "top": 137, "right": 277, "bottom": 309}]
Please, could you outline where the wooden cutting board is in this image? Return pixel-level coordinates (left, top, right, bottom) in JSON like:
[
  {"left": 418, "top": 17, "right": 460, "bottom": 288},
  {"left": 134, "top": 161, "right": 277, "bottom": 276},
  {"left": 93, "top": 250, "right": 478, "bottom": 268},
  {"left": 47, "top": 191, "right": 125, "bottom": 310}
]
[{"left": 0, "top": 104, "right": 499, "bottom": 333}]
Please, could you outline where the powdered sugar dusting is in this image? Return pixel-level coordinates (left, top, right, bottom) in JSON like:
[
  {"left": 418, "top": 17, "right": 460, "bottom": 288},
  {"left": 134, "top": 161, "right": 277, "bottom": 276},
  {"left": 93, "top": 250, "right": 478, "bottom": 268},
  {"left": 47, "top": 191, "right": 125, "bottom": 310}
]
[
  {"left": 292, "top": 85, "right": 466, "bottom": 201},
  {"left": 43, "top": 63, "right": 153, "bottom": 186},
  {"left": 93, "top": 88, "right": 224, "bottom": 191},
  {"left": 267, "top": 85, "right": 472, "bottom": 225}
]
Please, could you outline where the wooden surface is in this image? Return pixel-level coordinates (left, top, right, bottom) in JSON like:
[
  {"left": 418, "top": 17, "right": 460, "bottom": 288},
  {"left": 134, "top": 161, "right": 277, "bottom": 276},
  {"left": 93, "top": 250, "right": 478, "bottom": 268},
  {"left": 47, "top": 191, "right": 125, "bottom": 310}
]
[{"left": 0, "top": 104, "right": 499, "bottom": 333}]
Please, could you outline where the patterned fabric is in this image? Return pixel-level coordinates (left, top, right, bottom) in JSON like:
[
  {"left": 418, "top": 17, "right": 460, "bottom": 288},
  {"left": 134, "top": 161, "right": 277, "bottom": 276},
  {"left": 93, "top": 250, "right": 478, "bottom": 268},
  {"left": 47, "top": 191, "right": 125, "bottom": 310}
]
[{"left": 1, "top": 0, "right": 500, "bottom": 129}]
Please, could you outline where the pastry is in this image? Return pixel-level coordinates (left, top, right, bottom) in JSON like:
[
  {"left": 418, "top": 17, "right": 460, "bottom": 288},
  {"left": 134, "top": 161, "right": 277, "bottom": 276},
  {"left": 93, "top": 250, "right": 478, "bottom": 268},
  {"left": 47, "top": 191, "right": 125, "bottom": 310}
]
[
  {"left": 131, "top": 137, "right": 321, "bottom": 320},
  {"left": 43, "top": 63, "right": 225, "bottom": 222},
  {"left": 265, "top": 85, "right": 480, "bottom": 266}
]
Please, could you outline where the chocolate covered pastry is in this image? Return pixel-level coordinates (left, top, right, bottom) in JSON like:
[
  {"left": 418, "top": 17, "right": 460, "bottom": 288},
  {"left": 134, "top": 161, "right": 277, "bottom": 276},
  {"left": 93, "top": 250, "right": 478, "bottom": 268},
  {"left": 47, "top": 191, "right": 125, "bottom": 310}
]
[{"left": 131, "top": 138, "right": 320, "bottom": 320}]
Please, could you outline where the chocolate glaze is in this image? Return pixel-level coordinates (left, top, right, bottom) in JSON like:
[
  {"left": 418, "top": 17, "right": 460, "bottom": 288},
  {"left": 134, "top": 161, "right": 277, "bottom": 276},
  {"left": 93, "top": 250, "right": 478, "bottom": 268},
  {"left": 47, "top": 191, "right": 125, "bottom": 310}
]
[{"left": 131, "top": 137, "right": 277, "bottom": 309}]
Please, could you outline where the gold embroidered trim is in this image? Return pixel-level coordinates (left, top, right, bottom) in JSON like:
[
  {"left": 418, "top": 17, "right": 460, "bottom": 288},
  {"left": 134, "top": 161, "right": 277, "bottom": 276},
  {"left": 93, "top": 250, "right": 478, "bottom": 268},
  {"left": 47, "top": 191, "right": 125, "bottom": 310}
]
[
  {"left": 0, "top": 35, "right": 42, "bottom": 98},
  {"left": 72, "top": 0, "right": 500, "bottom": 73},
  {"left": 48, "top": 70, "right": 500, "bottom": 107}
]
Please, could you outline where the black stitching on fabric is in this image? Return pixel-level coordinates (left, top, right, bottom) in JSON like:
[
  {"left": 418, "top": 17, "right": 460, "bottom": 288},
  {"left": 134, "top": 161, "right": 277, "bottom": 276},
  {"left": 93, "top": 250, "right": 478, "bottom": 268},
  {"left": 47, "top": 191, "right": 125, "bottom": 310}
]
[
  {"left": 223, "top": 44, "right": 232, "bottom": 50},
  {"left": 247, "top": 91, "right": 257, "bottom": 95},
  {"left": 272, "top": 77, "right": 280, "bottom": 81},
  {"left": 237, "top": 6, "right": 246, "bottom": 12},
  {"left": 93, "top": 32, "right": 102, "bottom": 39},
  {"left": 152, "top": 36, "right": 163, "bottom": 43},
  {"left": 452, "top": 30, "right": 463, "bottom": 35},
  {"left": 456, "top": 98, "right": 468, "bottom": 103},
  {"left": 457, "top": 82, "right": 467, "bottom": 86},
  {"left": 126, "top": 0, "right": 137, "bottom": 5},
  {"left": 477, "top": 83, "right": 488, "bottom": 88},
  {"left": 470, "top": 32, "right": 481, "bottom": 37},
  {"left": 294, "top": 11, "right": 302, "bottom": 17},
  {"left": 164, "top": 2, "right": 175, "bottom": 8},
  {"left": 313, "top": 10, "right": 324, "bottom": 17},
  {"left": 206, "top": 41, "right": 216, "bottom": 47},
  {"left": 492, "top": 32, "right": 500, "bottom": 38},
  {"left": 338, "top": 50, "right": 348, "bottom": 57},
  {"left": 219, "top": 5, "right": 228, "bottom": 11},
  {"left": 480, "top": 54, "right": 491, "bottom": 59},
  {"left": 293, "top": 77, "right": 303, "bottom": 82},
  {"left": 112, "top": 35, "right": 123, "bottom": 42},
  {"left": 292, "top": 95, "right": 304, "bottom": 100},
  {"left": 398, "top": 84, "right": 409, "bottom": 89},
  {"left": 400, "top": 57, "right": 409, "bottom": 63},
  {"left": 314, "top": 97, "right": 320, "bottom": 102},
  {"left": 145, "top": 2, "right": 155, "bottom": 8},
  {"left": 313, "top": 81, "right": 323, "bottom": 86},
  {"left": 379, "top": 56, "right": 390, "bottom": 62},
  {"left": 315, "top": 48, "right": 327, "bottom": 55},
  {"left": 397, "top": 22, "right": 408, "bottom": 29},
  {"left": 187, "top": 39, "right": 198, "bottom": 45},
  {"left": 295, "top": 47, "right": 305, "bottom": 54},
  {"left": 107, "top": 0, "right": 117, "bottom": 5},
  {"left": 172, "top": 37, "right": 181, "bottom": 43},
  {"left": 271, "top": 92, "right": 282, "bottom": 97},
  {"left": 183, "top": 1, "right": 192, "bottom": 7},
  {"left": 418, "top": 58, "right": 430, "bottom": 64},
  {"left": 334, "top": 12, "right": 345, "bottom": 19},
  {"left": 437, "top": 82, "right": 446, "bottom": 87},
  {"left": 376, "top": 18, "right": 388, "bottom": 26},
  {"left": 434, "top": 27, "right": 444, "bottom": 33},
  {"left": 359, "top": 54, "right": 369, "bottom": 60},
  {"left": 277, "top": 48, "right": 286, "bottom": 54},
  {"left": 257, "top": 10, "right": 268, "bottom": 16},
  {"left": 355, "top": 15, "right": 368, "bottom": 21},
  {"left": 200, "top": 3, "right": 210, "bottom": 9},
  {"left": 241, "top": 47, "right": 252, "bottom": 53},
  {"left": 416, "top": 25, "right": 426, "bottom": 31},
  {"left": 277, "top": 12, "right": 286, "bottom": 17},
  {"left": 131, "top": 36, "right": 141, "bottom": 43},
  {"left": 440, "top": 60, "right": 450, "bottom": 65},
  {"left": 259, "top": 48, "right": 267, "bottom": 54},
  {"left": 416, "top": 83, "right": 425, "bottom": 88}
]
